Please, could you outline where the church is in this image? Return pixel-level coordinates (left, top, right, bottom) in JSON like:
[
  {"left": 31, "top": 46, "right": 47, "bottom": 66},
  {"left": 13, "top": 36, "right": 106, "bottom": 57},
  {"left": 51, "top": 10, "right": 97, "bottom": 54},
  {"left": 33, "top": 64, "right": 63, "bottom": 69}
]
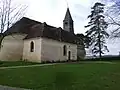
[{"left": 0, "top": 8, "right": 85, "bottom": 63}]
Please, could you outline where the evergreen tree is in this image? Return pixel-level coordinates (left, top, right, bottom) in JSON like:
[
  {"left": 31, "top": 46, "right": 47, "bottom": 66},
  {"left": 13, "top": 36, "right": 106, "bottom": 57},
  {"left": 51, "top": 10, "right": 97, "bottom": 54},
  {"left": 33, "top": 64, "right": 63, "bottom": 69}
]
[{"left": 85, "top": 2, "right": 109, "bottom": 58}]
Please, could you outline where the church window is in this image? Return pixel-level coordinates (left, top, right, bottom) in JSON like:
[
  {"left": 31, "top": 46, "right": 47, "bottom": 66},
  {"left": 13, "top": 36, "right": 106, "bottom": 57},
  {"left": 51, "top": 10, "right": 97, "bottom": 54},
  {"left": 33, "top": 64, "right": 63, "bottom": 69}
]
[
  {"left": 65, "top": 22, "right": 68, "bottom": 25},
  {"left": 63, "top": 45, "right": 67, "bottom": 56},
  {"left": 30, "top": 41, "right": 34, "bottom": 52}
]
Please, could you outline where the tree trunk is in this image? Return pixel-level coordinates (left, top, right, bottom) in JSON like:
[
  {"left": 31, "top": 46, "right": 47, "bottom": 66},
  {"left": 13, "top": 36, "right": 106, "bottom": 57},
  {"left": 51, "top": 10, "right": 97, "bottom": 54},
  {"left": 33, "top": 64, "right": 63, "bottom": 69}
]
[
  {"left": 98, "top": 32, "right": 102, "bottom": 59},
  {"left": 0, "top": 34, "right": 4, "bottom": 49},
  {"left": 98, "top": 21, "right": 102, "bottom": 60}
]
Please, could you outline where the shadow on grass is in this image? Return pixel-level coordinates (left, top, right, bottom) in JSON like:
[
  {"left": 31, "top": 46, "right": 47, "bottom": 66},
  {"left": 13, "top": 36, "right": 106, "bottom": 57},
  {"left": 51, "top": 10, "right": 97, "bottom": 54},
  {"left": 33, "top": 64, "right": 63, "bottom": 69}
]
[{"left": 54, "top": 71, "right": 75, "bottom": 90}]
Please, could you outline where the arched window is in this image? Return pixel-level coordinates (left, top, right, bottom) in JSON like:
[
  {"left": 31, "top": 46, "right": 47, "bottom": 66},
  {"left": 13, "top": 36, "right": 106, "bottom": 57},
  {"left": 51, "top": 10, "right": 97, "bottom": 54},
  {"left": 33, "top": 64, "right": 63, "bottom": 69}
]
[
  {"left": 63, "top": 45, "right": 67, "bottom": 56},
  {"left": 30, "top": 41, "right": 34, "bottom": 52},
  {"left": 65, "top": 22, "right": 68, "bottom": 25}
]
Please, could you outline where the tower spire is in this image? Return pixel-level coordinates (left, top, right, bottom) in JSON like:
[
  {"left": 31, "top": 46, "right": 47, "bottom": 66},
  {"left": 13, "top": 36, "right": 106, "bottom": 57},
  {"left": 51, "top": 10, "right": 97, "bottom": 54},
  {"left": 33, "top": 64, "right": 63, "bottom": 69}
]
[
  {"left": 63, "top": 7, "right": 74, "bottom": 33},
  {"left": 64, "top": 8, "right": 73, "bottom": 21}
]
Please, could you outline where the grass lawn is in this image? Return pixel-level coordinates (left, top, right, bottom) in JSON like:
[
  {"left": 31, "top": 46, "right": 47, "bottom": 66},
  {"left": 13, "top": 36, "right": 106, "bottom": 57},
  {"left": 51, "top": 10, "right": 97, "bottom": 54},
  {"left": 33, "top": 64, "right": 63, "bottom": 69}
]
[
  {"left": 0, "top": 61, "right": 39, "bottom": 67},
  {"left": 0, "top": 61, "right": 120, "bottom": 90}
]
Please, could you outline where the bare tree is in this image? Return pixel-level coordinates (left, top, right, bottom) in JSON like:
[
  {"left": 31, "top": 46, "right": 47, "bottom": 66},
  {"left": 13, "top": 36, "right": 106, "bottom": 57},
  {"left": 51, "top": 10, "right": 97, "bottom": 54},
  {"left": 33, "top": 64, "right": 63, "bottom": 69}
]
[
  {"left": 103, "top": 0, "right": 120, "bottom": 37},
  {"left": 0, "top": 0, "right": 27, "bottom": 48}
]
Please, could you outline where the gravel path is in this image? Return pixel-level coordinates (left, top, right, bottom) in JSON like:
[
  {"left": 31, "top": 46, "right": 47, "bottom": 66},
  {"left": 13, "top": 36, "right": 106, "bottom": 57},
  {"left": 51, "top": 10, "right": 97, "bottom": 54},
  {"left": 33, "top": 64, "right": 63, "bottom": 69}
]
[
  {"left": 0, "top": 85, "right": 30, "bottom": 90},
  {"left": 0, "top": 63, "right": 56, "bottom": 69}
]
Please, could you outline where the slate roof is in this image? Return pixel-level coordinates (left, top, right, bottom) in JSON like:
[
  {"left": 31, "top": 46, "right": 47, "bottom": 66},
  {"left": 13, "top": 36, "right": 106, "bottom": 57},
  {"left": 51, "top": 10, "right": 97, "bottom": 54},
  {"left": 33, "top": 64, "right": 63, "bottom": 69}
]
[
  {"left": 4, "top": 17, "right": 41, "bottom": 35},
  {"left": 4, "top": 17, "right": 77, "bottom": 44}
]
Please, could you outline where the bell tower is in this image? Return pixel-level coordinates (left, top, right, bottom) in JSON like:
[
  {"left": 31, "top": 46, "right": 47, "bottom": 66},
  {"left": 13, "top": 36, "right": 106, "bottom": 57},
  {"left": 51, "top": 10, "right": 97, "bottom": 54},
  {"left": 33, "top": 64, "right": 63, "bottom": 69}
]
[{"left": 63, "top": 8, "right": 74, "bottom": 34}]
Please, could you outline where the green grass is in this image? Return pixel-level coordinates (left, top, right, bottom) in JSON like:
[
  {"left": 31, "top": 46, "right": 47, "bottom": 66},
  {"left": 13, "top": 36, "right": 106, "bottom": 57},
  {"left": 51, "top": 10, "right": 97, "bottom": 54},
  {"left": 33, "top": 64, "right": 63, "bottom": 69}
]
[
  {"left": 0, "top": 61, "right": 39, "bottom": 67},
  {"left": 0, "top": 61, "right": 120, "bottom": 90}
]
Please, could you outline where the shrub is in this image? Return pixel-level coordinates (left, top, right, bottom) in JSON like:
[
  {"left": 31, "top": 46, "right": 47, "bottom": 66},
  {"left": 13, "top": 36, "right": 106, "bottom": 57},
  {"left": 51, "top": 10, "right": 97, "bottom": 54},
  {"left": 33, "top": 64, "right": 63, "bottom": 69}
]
[
  {"left": 41, "top": 59, "right": 79, "bottom": 64},
  {"left": 0, "top": 61, "right": 3, "bottom": 65}
]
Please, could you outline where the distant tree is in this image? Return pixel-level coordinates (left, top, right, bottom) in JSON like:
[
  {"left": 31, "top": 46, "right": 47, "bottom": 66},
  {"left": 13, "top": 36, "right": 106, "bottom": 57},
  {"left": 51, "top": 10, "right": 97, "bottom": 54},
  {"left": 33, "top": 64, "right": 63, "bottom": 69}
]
[
  {"left": 83, "top": 35, "right": 91, "bottom": 48},
  {"left": 76, "top": 34, "right": 90, "bottom": 47},
  {"left": 85, "top": 2, "right": 109, "bottom": 58},
  {"left": 76, "top": 34, "right": 84, "bottom": 45},
  {"left": 76, "top": 34, "right": 86, "bottom": 59},
  {"left": 0, "top": 0, "right": 27, "bottom": 48}
]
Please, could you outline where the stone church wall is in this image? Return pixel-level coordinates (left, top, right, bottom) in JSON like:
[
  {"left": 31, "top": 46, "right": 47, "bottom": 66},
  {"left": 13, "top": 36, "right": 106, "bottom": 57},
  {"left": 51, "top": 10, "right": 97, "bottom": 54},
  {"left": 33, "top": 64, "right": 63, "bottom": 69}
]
[
  {"left": 0, "top": 35, "right": 77, "bottom": 62},
  {"left": 0, "top": 34, "right": 26, "bottom": 61},
  {"left": 23, "top": 37, "right": 77, "bottom": 63},
  {"left": 41, "top": 38, "right": 77, "bottom": 62},
  {"left": 23, "top": 38, "right": 42, "bottom": 62}
]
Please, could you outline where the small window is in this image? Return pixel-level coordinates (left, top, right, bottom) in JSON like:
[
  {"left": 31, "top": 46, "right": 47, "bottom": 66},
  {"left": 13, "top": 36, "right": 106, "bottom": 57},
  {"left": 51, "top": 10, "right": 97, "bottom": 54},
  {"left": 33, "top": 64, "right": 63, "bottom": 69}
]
[
  {"left": 30, "top": 41, "right": 34, "bottom": 52},
  {"left": 65, "top": 22, "right": 68, "bottom": 25},
  {"left": 63, "top": 45, "right": 67, "bottom": 56}
]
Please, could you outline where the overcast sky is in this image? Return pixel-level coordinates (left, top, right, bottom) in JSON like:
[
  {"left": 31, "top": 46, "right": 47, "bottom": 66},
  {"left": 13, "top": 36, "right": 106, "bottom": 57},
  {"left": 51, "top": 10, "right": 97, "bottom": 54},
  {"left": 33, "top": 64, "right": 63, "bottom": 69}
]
[
  {"left": 17, "top": 0, "right": 102, "bottom": 34},
  {"left": 16, "top": 0, "right": 120, "bottom": 55}
]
